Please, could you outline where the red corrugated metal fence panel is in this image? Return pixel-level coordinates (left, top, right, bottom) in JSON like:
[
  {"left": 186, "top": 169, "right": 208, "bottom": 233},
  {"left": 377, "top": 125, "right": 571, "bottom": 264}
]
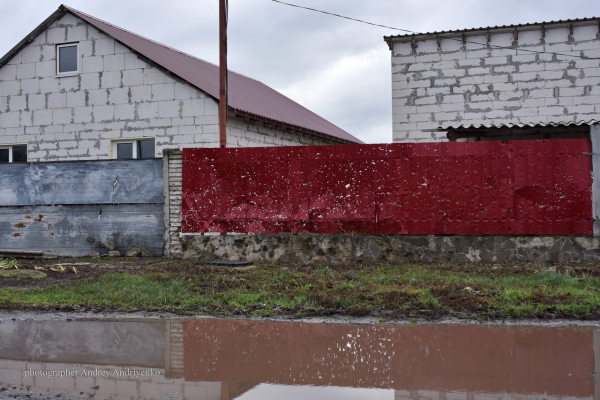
[{"left": 181, "top": 140, "right": 592, "bottom": 235}]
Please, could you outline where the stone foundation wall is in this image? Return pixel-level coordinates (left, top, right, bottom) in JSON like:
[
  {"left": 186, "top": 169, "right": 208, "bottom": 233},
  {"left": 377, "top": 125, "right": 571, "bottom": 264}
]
[{"left": 180, "top": 234, "right": 600, "bottom": 264}]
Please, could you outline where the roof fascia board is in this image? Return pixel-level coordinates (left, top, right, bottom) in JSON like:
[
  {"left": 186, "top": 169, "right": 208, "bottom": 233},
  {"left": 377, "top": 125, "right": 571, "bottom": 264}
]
[
  {"left": 384, "top": 17, "right": 600, "bottom": 45},
  {"left": 0, "top": 7, "right": 67, "bottom": 68}
]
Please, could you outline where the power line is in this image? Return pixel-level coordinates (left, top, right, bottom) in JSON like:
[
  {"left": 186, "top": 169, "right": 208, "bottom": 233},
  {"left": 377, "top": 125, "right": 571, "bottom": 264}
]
[{"left": 269, "top": 0, "right": 600, "bottom": 60}]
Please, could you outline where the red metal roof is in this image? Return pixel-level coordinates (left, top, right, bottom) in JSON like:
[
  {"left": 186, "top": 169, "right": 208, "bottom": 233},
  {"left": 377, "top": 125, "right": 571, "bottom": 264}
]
[{"left": 62, "top": 5, "right": 362, "bottom": 144}]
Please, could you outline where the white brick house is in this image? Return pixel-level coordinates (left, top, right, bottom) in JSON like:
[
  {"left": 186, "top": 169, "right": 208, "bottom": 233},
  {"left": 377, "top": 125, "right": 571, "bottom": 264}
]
[
  {"left": 384, "top": 18, "right": 600, "bottom": 142},
  {"left": 0, "top": 5, "right": 361, "bottom": 163}
]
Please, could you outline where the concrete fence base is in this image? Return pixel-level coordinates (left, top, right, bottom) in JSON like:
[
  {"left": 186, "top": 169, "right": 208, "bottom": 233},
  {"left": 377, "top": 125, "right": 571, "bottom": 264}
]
[{"left": 180, "top": 234, "right": 600, "bottom": 264}]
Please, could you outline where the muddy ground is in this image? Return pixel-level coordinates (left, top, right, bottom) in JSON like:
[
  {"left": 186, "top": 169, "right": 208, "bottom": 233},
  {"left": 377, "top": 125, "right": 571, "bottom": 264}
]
[{"left": 0, "top": 257, "right": 162, "bottom": 290}]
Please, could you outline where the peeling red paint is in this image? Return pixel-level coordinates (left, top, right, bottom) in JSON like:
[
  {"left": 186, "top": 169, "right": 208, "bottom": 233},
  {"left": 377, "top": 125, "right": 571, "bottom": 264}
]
[
  {"left": 33, "top": 214, "right": 44, "bottom": 222},
  {"left": 11, "top": 233, "right": 21, "bottom": 237},
  {"left": 181, "top": 140, "right": 593, "bottom": 235},
  {"left": 12, "top": 222, "right": 30, "bottom": 229}
]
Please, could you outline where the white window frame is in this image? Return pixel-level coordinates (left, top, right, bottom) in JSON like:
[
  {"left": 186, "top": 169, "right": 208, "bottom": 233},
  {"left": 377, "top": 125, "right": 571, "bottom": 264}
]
[
  {"left": 56, "top": 43, "right": 79, "bottom": 77},
  {"left": 111, "top": 138, "right": 156, "bottom": 160},
  {"left": 0, "top": 144, "right": 27, "bottom": 163}
]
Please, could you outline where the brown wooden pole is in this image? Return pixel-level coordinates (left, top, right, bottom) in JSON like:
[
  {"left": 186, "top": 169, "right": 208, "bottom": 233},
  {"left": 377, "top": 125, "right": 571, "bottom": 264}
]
[{"left": 219, "top": 0, "right": 228, "bottom": 148}]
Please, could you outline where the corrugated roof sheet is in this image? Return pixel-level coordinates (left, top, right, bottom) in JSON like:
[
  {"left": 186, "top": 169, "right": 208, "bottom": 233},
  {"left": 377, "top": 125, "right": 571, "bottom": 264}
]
[
  {"left": 384, "top": 16, "right": 600, "bottom": 41},
  {"left": 438, "top": 120, "right": 600, "bottom": 130},
  {"left": 57, "top": 6, "right": 361, "bottom": 144}
]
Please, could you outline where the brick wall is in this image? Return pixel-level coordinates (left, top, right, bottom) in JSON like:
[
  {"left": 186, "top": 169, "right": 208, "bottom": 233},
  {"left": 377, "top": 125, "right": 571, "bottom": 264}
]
[
  {"left": 0, "top": 13, "right": 336, "bottom": 162},
  {"left": 388, "top": 20, "right": 600, "bottom": 142}
]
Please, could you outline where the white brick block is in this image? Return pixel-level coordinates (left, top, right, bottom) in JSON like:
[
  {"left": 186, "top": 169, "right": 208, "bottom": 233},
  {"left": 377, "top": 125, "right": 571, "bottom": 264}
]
[
  {"left": 20, "top": 78, "right": 40, "bottom": 95},
  {"left": 65, "top": 24, "right": 87, "bottom": 42},
  {"left": 108, "top": 87, "right": 129, "bottom": 104},
  {"left": 80, "top": 73, "right": 100, "bottom": 90},
  {"left": 518, "top": 63, "right": 544, "bottom": 72},
  {"left": 467, "top": 67, "right": 490, "bottom": 75},
  {"left": 28, "top": 94, "right": 45, "bottom": 110},
  {"left": 494, "top": 65, "right": 516, "bottom": 73},
  {"left": 538, "top": 106, "right": 566, "bottom": 116},
  {"left": 8, "top": 95, "right": 26, "bottom": 111},
  {"left": 46, "top": 27, "right": 67, "bottom": 44},
  {"left": 47, "top": 92, "right": 66, "bottom": 108},
  {"left": 53, "top": 108, "right": 73, "bottom": 124},
  {"left": 152, "top": 83, "right": 175, "bottom": 101},
  {"left": 517, "top": 81, "right": 545, "bottom": 90},
  {"left": 544, "top": 61, "right": 570, "bottom": 71},
  {"left": 21, "top": 46, "right": 42, "bottom": 63},
  {"left": 94, "top": 39, "right": 115, "bottom": 56},
  {"left": 573, "top": 25, "right": 597, "bottom": 41},
  {"left": 103, "top": 54, "right": 125, "bottom": 71},
  {"left": 0, "top": 64, "right": 17, "bottom": 81},
  {"left": 559, "top": 87, "right": 585, "bottom": 96},
  {"left": 59, "top": 76, "right": 78, "bottom": 92},
  {"left": 576, "top": 77, "right": 600, "bottom": 86},
  {"left": 205, "top": 99, "right": 218, "bottom": 116},
  {"left": 101, "top": 71, "right": 122, "bottom": 88},
  {"left": 545, "top": 27, "right": 570, "bottom": 43},
  {"left": 82, "top": 56, "right": 104, "bottom": 73},
  {"left": 2, "top": 112, "right": 20, "bottom": 127},
  {"left": 130, "top": 86, "right": 151, "bottom": 103},
  {"left": 78, "top": 40, "right": 93, "bottom": 57},
  {"left": 33, "top": 109, "right": 52, "bottom": 125},
  {"left": 519, "top": 30, "right": 542, "bottom": 45},
  {"left": 137, "top": 102, "right": 158, "bottom": 119},
  {"left": 122, "top": 69, "right": 144, "bottom": 86},
  {"left": 158, "top": 100, "right": 180, "bottom": 118},
  {"left": 16, "top": 63, "right": 36, "bottom": 79},
  {"left": 73, "top": 107, "right": 93, "bottom": 123},
  {"left": 528, "top": 89, "right": 554, "bottom": 98},
  {"left": 115, "top": 103, "right": 135, "bottom": 120},
  {"left": 483, "top": 74, "right": 509, "bottom": 83},
  {"left": 93, "top": 105, "right": 114, "bottom": 122},
  {"left": 458, "top": 76, "right": 484, "bottom": 85},
  {"left": 67, "top": 91, "right": 86, "bottom": 107},
  {"left": 88, "top": 89, "right": 108, "bottom": 106},
  {"left": 144, "top": 68, "right": 169, "bottom": 85},
  {"left": 471, "top": 93, "right": 495, "bottom": 102},
  {"left": 39, "top": 77, "right": 59, "bottom": 92}
]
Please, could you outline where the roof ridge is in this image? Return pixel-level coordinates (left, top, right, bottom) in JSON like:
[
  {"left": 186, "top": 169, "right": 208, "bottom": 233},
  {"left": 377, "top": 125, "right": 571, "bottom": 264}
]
[
  {"left": 384, "top": 16, "right": 600, "bottom": 40},
  {"left": 61, "top": 4, "right": 259, "bottom": 82}
]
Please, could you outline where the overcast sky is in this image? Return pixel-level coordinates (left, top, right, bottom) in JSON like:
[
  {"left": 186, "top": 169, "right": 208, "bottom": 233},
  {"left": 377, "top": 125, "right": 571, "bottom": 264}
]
[{"left": 1, "top": 0, "right": 599, "bottom": 143}]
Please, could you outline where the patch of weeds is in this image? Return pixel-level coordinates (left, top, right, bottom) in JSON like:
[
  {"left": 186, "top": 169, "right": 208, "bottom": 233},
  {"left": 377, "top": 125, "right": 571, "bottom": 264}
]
[
  {"left": 0, "top": 258, "right": 19, "bottom": 270},
  {"left": 0, "top": 270, "right": 46, "bottom": 279}
]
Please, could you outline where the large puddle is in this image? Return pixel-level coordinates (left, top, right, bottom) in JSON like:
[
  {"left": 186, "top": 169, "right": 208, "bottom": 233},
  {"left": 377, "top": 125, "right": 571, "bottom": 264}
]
[{"left": 0, "top": 318, "right": 597, "bottom": 399}]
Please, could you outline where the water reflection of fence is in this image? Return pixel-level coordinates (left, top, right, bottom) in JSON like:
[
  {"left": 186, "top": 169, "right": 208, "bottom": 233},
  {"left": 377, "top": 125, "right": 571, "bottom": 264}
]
[{"left": 183, "top": 319, "right": 595, "bottom": 397}]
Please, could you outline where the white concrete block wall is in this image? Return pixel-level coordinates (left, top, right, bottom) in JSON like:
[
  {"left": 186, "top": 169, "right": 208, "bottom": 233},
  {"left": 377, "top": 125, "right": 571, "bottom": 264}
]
[
  {"left": 389, "top": 21, "right": 600, "bottom": 142},
  {"left": 0, "top": 14, "right": 336, "bottom": 162}
]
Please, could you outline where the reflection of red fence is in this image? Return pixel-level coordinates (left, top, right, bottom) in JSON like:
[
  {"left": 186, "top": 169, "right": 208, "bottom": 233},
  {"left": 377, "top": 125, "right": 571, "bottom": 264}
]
[
  {"left": 182, "top": 140, "right": 592, "bottom": 235},
  {"left": 183, "top": 320, "right": 594, "bottom": 395}
]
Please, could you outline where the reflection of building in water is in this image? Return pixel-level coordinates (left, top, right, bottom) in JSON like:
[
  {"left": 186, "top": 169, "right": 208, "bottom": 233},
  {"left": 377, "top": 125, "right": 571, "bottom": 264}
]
[{"left": 0, "top": 318, "right": 597, "bottom": 399}]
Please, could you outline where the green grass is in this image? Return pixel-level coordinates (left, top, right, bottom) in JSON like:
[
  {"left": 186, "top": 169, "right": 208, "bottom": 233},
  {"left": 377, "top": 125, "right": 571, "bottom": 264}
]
[
  {"left": 1, "top": 262, "right": 600, "bottom": 318},
  {"left": 0, "top": 258, "right": 19, "bottom": 270}
]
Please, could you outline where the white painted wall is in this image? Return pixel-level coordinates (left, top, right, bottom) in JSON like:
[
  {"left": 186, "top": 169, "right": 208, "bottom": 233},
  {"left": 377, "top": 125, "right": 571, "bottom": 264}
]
[
  {"left": 389, "top": 22, "right": 600, "bottom": 142},
  {"left": 0, "top": 13, "right": 335, "bottom": 162}
]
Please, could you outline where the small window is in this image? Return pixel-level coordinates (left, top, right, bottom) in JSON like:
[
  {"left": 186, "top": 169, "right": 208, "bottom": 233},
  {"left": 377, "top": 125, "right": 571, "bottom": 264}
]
[
  {"left": 112, "top": 139, "right": 155, "bottom": 160},
  {"left": 0, "top": 145, "right": 27, "bottom": 163},
  {"left": 57, "top": 43, "right": 78, "bottom": 75}
]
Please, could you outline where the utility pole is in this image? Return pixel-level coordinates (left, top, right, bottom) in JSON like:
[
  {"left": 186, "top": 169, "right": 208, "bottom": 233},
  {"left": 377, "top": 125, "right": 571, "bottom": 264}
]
[{"left": 219, "top": 0, "right": 228, "bottom": 148}]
